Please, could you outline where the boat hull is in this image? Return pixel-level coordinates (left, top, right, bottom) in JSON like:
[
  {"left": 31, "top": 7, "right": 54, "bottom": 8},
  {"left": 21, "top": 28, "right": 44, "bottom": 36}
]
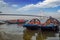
[
  {"left": 40, "top": 26, "right": 59, "bottom": 31},
  {"left": 23, "top": 24, "right": 40, "bottom": 30},
  {"left": 23, "top": 24, "right": 59, "bottom": 31},
  {"left": 0, "top": 22, "right": 5, "bottom": 25},
  {"left": 6, "top": 21, "right": 26, "bottom": 24}
]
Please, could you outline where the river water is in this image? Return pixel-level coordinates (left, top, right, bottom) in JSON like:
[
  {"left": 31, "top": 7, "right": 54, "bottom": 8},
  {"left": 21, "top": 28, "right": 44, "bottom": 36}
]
[{"left": 0, "top": 24, "right": 60, "bottom": 40}]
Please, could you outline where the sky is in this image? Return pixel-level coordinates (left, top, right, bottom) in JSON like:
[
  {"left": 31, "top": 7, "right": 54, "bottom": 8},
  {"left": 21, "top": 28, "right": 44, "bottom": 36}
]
[{"left": 0, "top": 0, "right": 60, "bottom": 17}]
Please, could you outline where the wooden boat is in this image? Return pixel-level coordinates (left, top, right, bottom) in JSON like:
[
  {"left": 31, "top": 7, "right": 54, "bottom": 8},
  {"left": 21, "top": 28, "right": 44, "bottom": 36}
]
[
  {"left": 40, "top": 17, "right": 59, "bottom": 31},
  {"left": 6, "top": 19, "right": 28, "bottom": 24},
  {"left": 23, "top": 18, "right": 41, "bottom": 30},
  {"left": 6, "top": 20, "right": 17, "bottom": 24},
  {"left": 17, "top": 19, "right": 28, "bottom": 24}
]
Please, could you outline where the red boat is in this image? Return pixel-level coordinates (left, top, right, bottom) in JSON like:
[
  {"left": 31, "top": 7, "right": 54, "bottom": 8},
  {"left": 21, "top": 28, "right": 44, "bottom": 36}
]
[
  {"left": 6, "top": 19, "right": 28, "bottom": 24},
  {"left": 17, "top": 19, "right": 28, "bottom": 24}
]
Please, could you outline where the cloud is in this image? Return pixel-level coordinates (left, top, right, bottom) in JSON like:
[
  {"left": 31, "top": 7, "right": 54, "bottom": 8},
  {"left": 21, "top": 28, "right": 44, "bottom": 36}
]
[
  {"left": 17, "top": 0, "right": 60, "bottom": 11},
  {"left": 0, "top": 0, "right": 18, "bottom": 14},
  {"left": 17, "top": 4, "right": 35, "bottom": 11},
  {"left": 57, "top": 10, "right": 60, "bottom": 13},
  {"left": 36, "top": 0, "right": 60, "bottom": 8},
  {"left": 0, "top": 0, "right": 7, "bottom": 8}
]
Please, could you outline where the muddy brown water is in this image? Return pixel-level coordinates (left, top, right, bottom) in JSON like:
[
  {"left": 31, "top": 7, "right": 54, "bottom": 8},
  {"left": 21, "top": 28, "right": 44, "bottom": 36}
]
[{"left": 0, "top": 24, "right": 60, "bottom": 40}]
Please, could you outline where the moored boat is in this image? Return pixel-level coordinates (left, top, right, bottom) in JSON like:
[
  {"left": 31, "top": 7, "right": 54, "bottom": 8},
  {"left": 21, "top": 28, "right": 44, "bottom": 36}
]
[
  {"left": 40, "top": 17, "right": 59, "bottom": 31},
  {"left": 17, "top": 19, "right": 28, "bottom": 24},
  {"left": 6, "top": 20, "right": 17, "bottom": 24},
  {"left": 23, "top": 18, "right": 41, "bottom": 30},
  {"left": 0, "top": 21, "right": 5, "bottom": 24},
  {"left": 6, "top": 19, "right": 28, "bottom": 24}
]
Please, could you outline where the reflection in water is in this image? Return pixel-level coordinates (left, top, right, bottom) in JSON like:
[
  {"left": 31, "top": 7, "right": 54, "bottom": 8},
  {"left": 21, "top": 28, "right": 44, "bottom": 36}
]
[
  {"left": 23, "top": 29, "right": 56, "bottom": 40},
  {"left": 0, "top": 24, "right": 59, "bottom": 40}
]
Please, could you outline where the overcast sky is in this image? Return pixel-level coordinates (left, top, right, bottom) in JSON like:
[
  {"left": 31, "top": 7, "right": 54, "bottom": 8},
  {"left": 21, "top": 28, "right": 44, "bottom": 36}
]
[{"left": 0, "top": 0, "right": 60, "bottom": 17}]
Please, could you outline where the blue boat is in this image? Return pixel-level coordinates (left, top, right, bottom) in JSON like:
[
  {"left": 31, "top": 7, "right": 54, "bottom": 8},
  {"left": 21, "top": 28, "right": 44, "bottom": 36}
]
[
  {"left": 23, "top": 18, "right": 41, "bottom": 30},
  {"left": 40, "top": 23, "right": 59, "bottom": 31},
  {"left": 23, "top": 24, "right": 41, "bottom": 30},
  {"left": 40, "top": 17, "right": 59, "bottom": 31}
]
